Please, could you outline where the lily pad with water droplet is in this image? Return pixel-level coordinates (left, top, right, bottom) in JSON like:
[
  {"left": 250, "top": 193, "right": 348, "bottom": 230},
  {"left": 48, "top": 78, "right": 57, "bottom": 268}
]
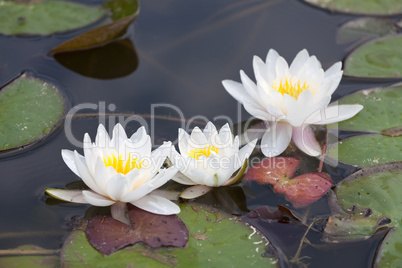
[
  {"left": 327, "top": 162, "right": 402, "bottom": 267},
  {"left": 303, "top": 0, "right": 402, "bottom": 15},
  {"left": 61, "top": 203, "right": 278, "bottom": 267},
  {"left": 0, "top": 73, "right": 65, "bottom": 151},
  {"left": 344, "top": 35, "right": 402, "bottom": 79},
  {"left": 326, "top": 84, "right": 402, "bottom": 167},
  {"left": 0, "top": 0, "right": 106, "bottom": 35}
]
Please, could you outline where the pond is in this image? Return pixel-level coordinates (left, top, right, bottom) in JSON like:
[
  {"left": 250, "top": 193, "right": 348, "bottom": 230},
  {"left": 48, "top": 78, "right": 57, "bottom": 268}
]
[{"left": 0, "top": 0, "right": 401, "bottom": 267}]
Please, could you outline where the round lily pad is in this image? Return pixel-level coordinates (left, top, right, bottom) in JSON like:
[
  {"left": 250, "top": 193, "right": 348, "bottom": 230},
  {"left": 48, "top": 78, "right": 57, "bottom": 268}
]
[
  {"left": 344, "top": 35, "right": 402, "bottom": 78},
  {"left": 0, "top": 0, "right": 106, "bottom": 35},
  {"left": 60, "top": 203, "right": 278, "bottom": 267},
  {"left": 333, "top": 162, "right": 402, "bottom": 267},
  {"left": 303, "top": 0, "right": 402, "bottom": 15},
  {"left": 0, "top": 73, "right": 65, "bottom": 151}
]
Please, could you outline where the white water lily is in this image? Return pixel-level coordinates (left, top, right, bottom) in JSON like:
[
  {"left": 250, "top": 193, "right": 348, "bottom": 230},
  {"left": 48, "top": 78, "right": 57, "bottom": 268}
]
[
  {"left": 222, "top": 49, "right": 363, "bottom": 157},
  {"left": 170, "top": 122, "right": 257, "bottom": 199},
  {"left": 46, "top": 124, "right": 180, "bottom": 221}
]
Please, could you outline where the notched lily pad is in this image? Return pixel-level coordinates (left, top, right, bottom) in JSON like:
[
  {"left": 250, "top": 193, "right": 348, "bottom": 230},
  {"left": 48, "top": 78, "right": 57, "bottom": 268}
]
[
  {"left": 61, "top": 203, "right": 278, "bottom": 267},
  {"left": 0, "top": 0, "right": 106, "bottom": 35},
  {"left": 326, "top": 84, "right": 402, "bottom": 167},
  {"left": 245, "top": 157, "right": 332, "bottom": 207},
  {"left": 325, "top": 162, "right": 402, "bottom": 267},
  {"left": 0, "top": 73, "right": 65, "bottom": 151},
  {"left": 336, "top": 17, "right": 397, "bottom": 47},
  {"left": 86, "top": 204, "right": 188, "bottom": 255},
  {"left": 303, "top": 0, "right": 402, "bottom": 15},
  {"left": 344, "top": 35, "right": 402, "bottom": 78},
  {"left": 51, "top": 0, "right": 139, "bottom": 53}
]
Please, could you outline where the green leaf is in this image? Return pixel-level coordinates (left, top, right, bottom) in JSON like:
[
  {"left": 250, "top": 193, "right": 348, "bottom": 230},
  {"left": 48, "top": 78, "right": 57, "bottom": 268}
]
[
  {"left": 303, "top": 0, "right": 402, "bottom": 15},
  {"left": 50, "top": 0, "right": 139, "bottom": 53},
  {"left": 331, "top": 162, "right": 402, "bottom": 267},
  {"left": 0, "top": 73, "right": 65, "bottom": 151},
  {"left": 336, "top": 17, "right": 397, "bottom": 46},
  {"left": 328, "top": 84, "right": 402, "bottom": 132},
  {"left": 61, "top": 203, "right": 278, "bottom": 267},
  {"left": 327, "top": 134, "right": 402, "bottom": 168},
  {"left": 344, "top": 35, "right": 402, "bottom": 78},
  {"left": 0, "top": 0, "right": 106, "bottom": 35}
]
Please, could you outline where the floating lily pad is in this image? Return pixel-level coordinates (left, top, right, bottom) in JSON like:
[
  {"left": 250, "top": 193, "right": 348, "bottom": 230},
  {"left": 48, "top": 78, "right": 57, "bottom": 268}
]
[
  {"left": 344, "top": 35, "right": 402, "bottom": 78},
  {"left": 0, "top": 0, "right": 106, "bottom": 35},
  {"left": 327, "top": 162, "right": 402, "bottom": 267},
  {"left": 0, "top": 73, "right": 65, "bottom": 151},
  {"left": 245, "top": 157, "right": 332, "bottom": 207},
  {"left": 326, "top": 85, "right": 402, "bottom": 167},
  {"left": 336, "top": 17, "right": 397, "bottom": 46},
  {"left": 303, "top": 0, "right": 402, "bottom": 15},
  {"left": 51, "top": 0, "right": 139, "bottom": 53},
  {"left": 61, "top": 203, "right": 278, "bottom": 267},
  {"left": 0, "top": 245, "right": 59, "bottom": 267}
]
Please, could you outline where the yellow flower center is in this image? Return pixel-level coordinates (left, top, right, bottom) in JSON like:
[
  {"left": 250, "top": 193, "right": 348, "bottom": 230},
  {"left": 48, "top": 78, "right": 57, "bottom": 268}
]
[
  {"left": 271, "top": 77, "right": 310, "bottom": 100},
  {"left": 188, "top": 145, "right": 219, "bottom": 160},
  {"left": 103, "top": 154, "right": 143, "bottom": 175}
]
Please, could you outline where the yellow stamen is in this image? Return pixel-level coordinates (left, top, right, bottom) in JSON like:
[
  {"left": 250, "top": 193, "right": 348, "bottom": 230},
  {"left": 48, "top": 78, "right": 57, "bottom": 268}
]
[
  {"left": 103, "top": 153, "right": 143, "bottom": 175},
  {"left": 271, "top": 77, "right": 309, "bottom": 100},
  {"left": 188, "top": 145, "right": 219, "bottom": 160}
]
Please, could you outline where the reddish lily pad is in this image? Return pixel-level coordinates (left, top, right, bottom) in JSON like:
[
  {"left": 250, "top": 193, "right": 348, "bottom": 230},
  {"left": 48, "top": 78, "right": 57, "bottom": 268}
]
[
  {"left": 245, "top": 158, "right": 332, "bottom": 207},
  {"left": 86, "top": 204, "right": 188, "bottom": 255}
]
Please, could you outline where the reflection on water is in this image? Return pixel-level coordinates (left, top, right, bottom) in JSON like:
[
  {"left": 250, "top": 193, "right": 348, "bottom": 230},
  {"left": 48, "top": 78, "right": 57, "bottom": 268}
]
[{"left": 0, "top": 0, "right": 392, "bottom": 266}]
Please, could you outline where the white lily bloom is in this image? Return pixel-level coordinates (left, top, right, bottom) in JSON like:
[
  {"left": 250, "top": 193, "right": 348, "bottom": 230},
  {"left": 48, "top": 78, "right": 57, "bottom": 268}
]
[
  {"left": 170, "top": 122, "right": 257, "bottom": 199},
  {"left": 222, "top": 49, "right": 363, "bottom": 157},
  {"left": 46, "top": 124, "right": 180, "bottom": 219}
]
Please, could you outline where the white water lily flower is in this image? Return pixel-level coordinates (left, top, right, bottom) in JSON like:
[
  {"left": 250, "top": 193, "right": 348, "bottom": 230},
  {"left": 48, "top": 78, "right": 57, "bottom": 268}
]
[
  {"left": 46, "top": 124, "right": 180, "bottom": 221},
  {"left": 222, "top": 49, "right": 363, "bottom": 157},
  {"left": 170, "top": 122, "right": 257, "bottom": 199}
]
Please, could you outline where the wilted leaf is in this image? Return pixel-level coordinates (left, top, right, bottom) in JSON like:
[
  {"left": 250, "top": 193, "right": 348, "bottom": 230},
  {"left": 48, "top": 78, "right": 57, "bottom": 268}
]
[
  {"left": 244, "top": 157, "right": 299, "bottom": 184},
  {"left": 303, "top": 0, "right": 402, "bottom": 15},
  {"left": 0, "top": 0, "right": 106, "bottom": 35},
  {"left": 51, "top": 0, "right": 139, "bottom": 53},
  {"left": 86, "top": 204, "right": 188, "bottom": 255},
  {"left": 0, "top": 73, "right": 65, "bottom": 151}
]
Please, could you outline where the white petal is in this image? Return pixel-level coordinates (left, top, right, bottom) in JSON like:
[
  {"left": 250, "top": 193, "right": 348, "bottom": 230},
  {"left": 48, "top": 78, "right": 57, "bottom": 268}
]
[
  {"left": 222, "top": 80, "right": 256, "bottom": 106},
  {"left": 61, "top": 149, "right": 79, "bottom": 177},
  {"left": 189, "top": 127, "right": 208, "bottom": 148},
  {"left": 73, "top": 151, "right": 105, "bottom": 195},
  {"left": 289, "top": 49, "right": 309, "bottom": 75},
  {"left": 105, "top": 173, "right": 131, "bottom": 201},
  {"left": 94, "top": 156, "right": 116, "bottom": 191},
  {"left": 305, "top": 104, "right": 363, "bottom": 125},
  {"left": 172, "top": 172, "right": 197, "bottom": 185},
  {"left": 261, "top": 122, "right": 292, "bottom": 157},
  {"left": 275, "top": 56, "right": 290, "bottom": 80},
  {"left": 253, "top": 56, "right": 269, "bottom": 89},
  {"left": 243, "top": 100, "right": 273, "bottom": 120},
  {"left": 110, "top": 202, "right": 130, "bottom": 225},
  {"left": 83, "top": 134, "right": 96, "bottom": 175},
  {"left": 111, "top": 123, "right": 128, "bottom": 149},
  {"left": 180, "top": 185, "right": 212, "bottom": 199},
  {"left": 129, "top": 126, "right": 146, "bottom": 143},
  {"left": 292, "top": 125, "right": 321, "bottom": 156},
  {"left": 45, "top": 188, "right": 87, "bottom": 204},
  {"left": 131, "top": 195, "right": 180, "bottom": 215},
  {"left": 235, "top": 138, "right": 257, "bottom": 170},
  {"left": 203, "top": 121, "right": 217, "bottom": 140},
  {"left": 82, "top": 190, "right": 115, "bottom": 206},
  {"left": 217, "top": 123, "right": 232, "bottom": 148},
  {"left": 150, "top": 141, "right": 172, "bottom": 173},
  {"left": 95, "top": 124, "right": 110, "bottom": 147},
  {"left": 178, "top": 128, "right": 190, "bottom": 154}
]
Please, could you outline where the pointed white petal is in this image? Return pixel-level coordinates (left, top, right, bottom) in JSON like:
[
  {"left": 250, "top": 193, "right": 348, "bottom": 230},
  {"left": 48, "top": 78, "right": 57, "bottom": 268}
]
[
  {"left": 189, "top": 127, "right": 208, "bottom": 148},
  {"left": 172, "top": 172, "right": 197, "bottom": 185},
  {"left": 111, "top": 123, "right": 127, "bottom": 148},
  {"left": 235, "top": 138, "right": 257, "bottom": 170},
  {"left": 150, "top": 141, "right": 172, "bottom": 173},
  {"left": 178, "top": 128, "right": 190, "bottom": 154},
  {"left": 275, "top": 56, "right": 290, "bottom": 80},
  {"left": 110, "top": 202, "right": 130, "bottom": 225},
  {"left": 292, "top": 125, "right": 321, "bottom": 156},
  {"left": 289, "top": 49, "right": 309, "bottom": 75},
  {"left": 222, "top": 80, "right": 256, "bottom": 106},
  {"left": 261, "top": 122, "right": 292, "bottom": 157},
  {"left": 132, "top": 195, "right": 180, "bottom": 215},
  {"left": 217, "top": 123, "right": 232, "bottom": 148},
  {"left": 105, "top": 173, "right": 131, "bottom": 201},
  {"left": 61, "top": 149, "right": 79, "bottom": 177},
  {"left": 305, "top": 104, "right": 363, "bottom": 125},
  {"left": 82, "top": 190, "right": 115, "bottom": 206},
  {"left": 45, "top": 188, "right": 87, "bottom": 204},
  {"left": 95, "top": 124, "right": 110, "bottom": 147},
  {"left": 180, "top": 185, "right": 212, "bottom": 199},
  {"left": 73, "top": 151, "right": 105, "bottom": 195}
]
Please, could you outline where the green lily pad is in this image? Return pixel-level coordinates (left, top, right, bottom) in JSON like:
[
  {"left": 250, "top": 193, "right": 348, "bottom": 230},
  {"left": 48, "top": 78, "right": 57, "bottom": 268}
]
[
  {"left": 0, "top": 245, "right": 59, "bottom": 267},
  {"left": 326, "top": 85, "right": 402, "bottom": 167},
  {"left": 0, "top": 73, "right": 65, "bottom": 151},
  {"left": 0, "top": 0, "right": 106, "bottom": 35},
  {"left": 330, "top": 162, "right": 402, "bottom": 267},
  {"left": 336, "top": 17, "right": 397, "bottom": 46},
  {"left": 61, "top": 203, "right": 278, "bottom": 267},
  {"left": 303, "top": 0, "right": 402, "bottom": 15},
  {"left": 344, "top": 35, "right": 402, "bottom": 78},
  {"left": 51, "top": 0, "right": 139, "bottom": 53},
  {"left": 327, "top": 134, "right": 402, "bottom": 168}
]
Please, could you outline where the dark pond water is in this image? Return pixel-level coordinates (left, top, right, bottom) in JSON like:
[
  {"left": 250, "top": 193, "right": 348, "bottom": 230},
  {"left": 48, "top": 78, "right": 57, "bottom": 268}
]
[{"left": 0, "top": 0, "right": 397, "bottom": 267}]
